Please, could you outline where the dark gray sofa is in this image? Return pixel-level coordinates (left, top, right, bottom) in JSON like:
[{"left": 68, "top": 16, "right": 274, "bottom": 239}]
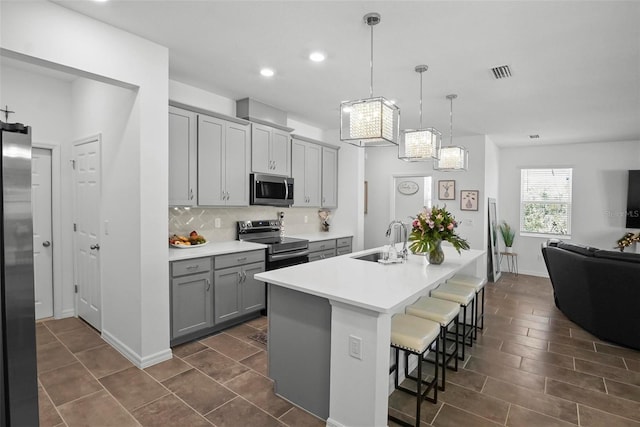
[{"left": 542, "top": 240, "right": 640, "bottom": 350}]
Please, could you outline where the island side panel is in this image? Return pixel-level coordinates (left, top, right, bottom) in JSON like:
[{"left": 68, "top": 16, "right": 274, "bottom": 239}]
[{"left": 268, "top": 284, "right": 332, "bottom": 420}]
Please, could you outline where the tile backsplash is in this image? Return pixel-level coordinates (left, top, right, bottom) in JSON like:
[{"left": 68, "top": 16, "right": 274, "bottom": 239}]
[{"left": 169, "top": 206, "right": 329, "bottom": 242}]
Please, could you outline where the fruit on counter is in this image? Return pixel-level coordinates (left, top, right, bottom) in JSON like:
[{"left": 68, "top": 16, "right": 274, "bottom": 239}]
[{"left": 169, "top": 231, "right": 206, "bottom": 246}]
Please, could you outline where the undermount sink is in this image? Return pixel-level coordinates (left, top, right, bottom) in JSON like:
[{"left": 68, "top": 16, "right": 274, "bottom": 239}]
[{"left": 352, "top": 252, "right": 383, "bottom": 263}]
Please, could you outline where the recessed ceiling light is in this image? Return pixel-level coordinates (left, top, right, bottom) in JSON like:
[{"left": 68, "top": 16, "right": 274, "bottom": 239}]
[
  {"left": 309, "top": 52, "right": 326, "bottom": 62},
  {"left": 260, "top": 68, "right": 275, "bottom": 77}
]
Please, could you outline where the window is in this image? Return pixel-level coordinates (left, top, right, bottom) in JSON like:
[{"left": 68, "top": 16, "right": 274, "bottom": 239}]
[{"left": 520, "top": 168, "right": 572, "bottom": 236}]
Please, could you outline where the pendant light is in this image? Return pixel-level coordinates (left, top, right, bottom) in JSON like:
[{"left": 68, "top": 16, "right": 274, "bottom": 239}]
[
  {"left": 434, "top": 94, "right": 468, "bottom": 171},
  {"left": 340, "top": 13, "right": 400, "bottom": 147},
  {"left": 399, "top": 65, "right": 441, "bottom": 161}
]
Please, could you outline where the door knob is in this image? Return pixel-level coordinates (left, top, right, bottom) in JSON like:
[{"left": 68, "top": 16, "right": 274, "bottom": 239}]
[
  {"left": 42, "top": 241, "right": 51, "bottom": 247},
  {"left": 90, "top": 244, "right": 100, "bottom": 250}
]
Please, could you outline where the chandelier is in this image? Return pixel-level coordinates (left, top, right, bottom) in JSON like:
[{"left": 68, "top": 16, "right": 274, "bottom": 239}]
[
  {"left": 399, "top": 65, "right": 441, "bottom": 161},
  {"left": 434, "top": 94, "right": 468, "bottom": 171},
  {"left": 340, "top": 13, "right": 400, "bottom": 147}
]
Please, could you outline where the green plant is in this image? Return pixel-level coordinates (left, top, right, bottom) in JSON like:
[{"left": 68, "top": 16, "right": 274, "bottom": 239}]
[
  {"left": 499, "top": 221, "right": 515, "bottom": 247},
  {"left": 409, "top": 206, "right": 470, "bottom": 254}
]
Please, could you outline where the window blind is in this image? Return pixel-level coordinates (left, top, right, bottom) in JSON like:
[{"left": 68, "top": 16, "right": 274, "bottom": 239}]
[{"left": 520, "top": 168, "right": 572, "bottom": 235}]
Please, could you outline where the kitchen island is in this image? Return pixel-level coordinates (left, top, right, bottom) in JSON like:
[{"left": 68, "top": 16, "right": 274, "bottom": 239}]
[{"left": 254, "top": 245, "right": 485, "bottom": 427}]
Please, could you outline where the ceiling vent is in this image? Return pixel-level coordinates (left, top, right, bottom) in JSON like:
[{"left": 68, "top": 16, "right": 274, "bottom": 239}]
[{"left": 491, "top": 65, "right": 512, "bottom": 79}]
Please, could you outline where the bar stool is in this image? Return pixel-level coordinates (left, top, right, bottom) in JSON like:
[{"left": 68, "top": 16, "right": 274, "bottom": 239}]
[
  {"left": 406, "top": 296, "right": 460, "bottom": 391},
  {"left": 447, "top": 274, "right": 487, "bottom": 340},
  {"left": 430, "top": 283, "right": 476, "bottom": 361},
  {"left": 389, "top": 314, "right": 440, "bottom": 427}
]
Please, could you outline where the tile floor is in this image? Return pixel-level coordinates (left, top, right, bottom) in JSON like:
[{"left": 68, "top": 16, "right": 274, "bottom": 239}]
[{"left": 37, "top": 273, "right": 640, "bottom": 426}]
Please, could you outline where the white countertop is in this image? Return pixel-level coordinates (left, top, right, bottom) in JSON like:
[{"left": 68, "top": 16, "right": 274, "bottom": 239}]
[
  {"left": 169, "top": 241, "right": 267, "bottom": 261},
  {"left": 289, "top": 231, "right": 354, "bottom": 242},
  {"left": 254, "top": 246, "right": 485, "bottom": 314}
]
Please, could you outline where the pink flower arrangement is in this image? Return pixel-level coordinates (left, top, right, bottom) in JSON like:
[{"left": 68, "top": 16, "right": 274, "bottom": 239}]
[{"left": 409, "top": 205, "right": 470, "bottom": 254}]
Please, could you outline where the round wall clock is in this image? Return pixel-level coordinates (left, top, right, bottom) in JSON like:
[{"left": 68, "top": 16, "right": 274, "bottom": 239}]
[{"left": 397, "top": 180, "right": 419, "bottom": 195}]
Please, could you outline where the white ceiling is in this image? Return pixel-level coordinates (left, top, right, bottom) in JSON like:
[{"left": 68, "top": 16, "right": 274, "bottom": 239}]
[{"left": 49, "top": 0, "right": 640, "bottom": 147}]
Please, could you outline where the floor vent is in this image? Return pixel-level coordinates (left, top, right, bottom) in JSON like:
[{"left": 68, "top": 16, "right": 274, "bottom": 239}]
[{"left": 491, "top": 65, "right": 512, "bottom": 79}]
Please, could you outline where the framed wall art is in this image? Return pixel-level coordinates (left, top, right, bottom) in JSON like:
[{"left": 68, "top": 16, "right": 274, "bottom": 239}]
[
  {"left": 438, "top": 180, "right": 455, "bottom": 200},
  {"left": 461, "top": 190, "right": 479, "bottom": 211}
]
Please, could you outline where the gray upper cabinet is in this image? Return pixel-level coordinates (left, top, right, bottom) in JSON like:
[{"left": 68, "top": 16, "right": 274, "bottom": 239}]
[
  {"left": 292, "top": 138, "right": 321, "bottom": 207},
  {"left": 251, "top": 123, "right": 291, "bottom": 176},
  {"left": 169, "top": 106, "right": 197, "bottom": 206},
  {"left": 198, "top": 115, "right": 250, "bottom": 206},
  {"left": 321, "top": 146, "right": 338, "bottom": 208}
]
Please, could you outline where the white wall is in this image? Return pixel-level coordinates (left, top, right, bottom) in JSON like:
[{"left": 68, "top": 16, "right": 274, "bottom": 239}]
[
  {"left": 1, "top": 0, "right": 170, "bottom": 367},
  {"left": 499, "top": 140, "right": 640, "bottom": 277},
  {"left": 0, "top": 63, "right": 75, "bottom": 317},
  {"left": 363, "top": 135, "right": 489, "bottom": 256}
]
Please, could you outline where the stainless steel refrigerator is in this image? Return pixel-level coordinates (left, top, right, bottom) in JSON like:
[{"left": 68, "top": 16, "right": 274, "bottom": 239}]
[{"left": 0, "top": 121, "right": 39, "bottom": 426}]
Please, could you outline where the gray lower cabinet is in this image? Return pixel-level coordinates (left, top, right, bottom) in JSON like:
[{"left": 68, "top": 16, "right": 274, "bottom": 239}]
[
  {"left": 308, "top": 239, "right": 336, "bottom": 262},
  {"left": 336, "top": 236, "right": 353, "bottom": 256},
  {"left": 171, "top": 257, "right": 213, "bottom": 339},
  {"left": 213, "top": 252, "right": 265, "bottom": 323},
  {"left": 170, "top": 250, "right": 265, "bottom": 345}
]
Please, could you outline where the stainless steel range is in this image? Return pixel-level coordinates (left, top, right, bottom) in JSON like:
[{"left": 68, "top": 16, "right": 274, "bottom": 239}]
[{"left": 237, "top": 220, "right": 309, "bottom": 270}]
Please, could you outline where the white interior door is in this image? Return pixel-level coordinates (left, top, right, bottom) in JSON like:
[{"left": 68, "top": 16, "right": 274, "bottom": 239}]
[
  {"left": 73, "top": 137, "right": 101, "bottom": 331},
  {"left": 32, "top": 147, "right": 53, "bottom": 320}
]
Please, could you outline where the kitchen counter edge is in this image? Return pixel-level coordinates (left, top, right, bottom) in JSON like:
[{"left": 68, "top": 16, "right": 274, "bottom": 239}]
[{"left": 169, "top": 241, "right": 267, "bottom": 261}]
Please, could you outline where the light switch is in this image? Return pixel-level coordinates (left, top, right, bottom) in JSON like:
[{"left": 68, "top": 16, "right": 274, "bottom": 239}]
[
  {"left": 349, "top": 335, "right": 363, "bottom": 360},
  {"left": 215, "top": 218, "right": 221, "bottom": 228}
]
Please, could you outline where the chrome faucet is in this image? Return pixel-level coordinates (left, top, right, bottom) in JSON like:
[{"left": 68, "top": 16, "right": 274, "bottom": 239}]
[{"left": 385, "top": 220, "right": 408, "bottom": 261}]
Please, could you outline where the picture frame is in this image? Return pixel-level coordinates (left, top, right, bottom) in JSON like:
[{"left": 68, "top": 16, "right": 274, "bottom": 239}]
[
  {"left": 461, "top": 190, "right": 479, "bottom": 211},
  {"left": 438, "top": 180, "right": 455, "bottom": 200}
]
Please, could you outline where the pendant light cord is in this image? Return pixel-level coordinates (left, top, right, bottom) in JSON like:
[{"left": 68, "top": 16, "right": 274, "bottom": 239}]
[
  {"left": 369, "top": 24, "right": 374, "bottom": 98},
  {"left": 449, "top": 96, "right": 454, "bottom": 147},
  {"left": 419, "top": 72, "right": 423, "bottom": 128}
]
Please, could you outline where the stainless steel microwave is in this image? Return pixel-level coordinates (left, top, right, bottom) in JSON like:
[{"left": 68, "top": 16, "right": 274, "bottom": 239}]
[{"left": 250, "top": 174, "right": 294, "bottom": 207}]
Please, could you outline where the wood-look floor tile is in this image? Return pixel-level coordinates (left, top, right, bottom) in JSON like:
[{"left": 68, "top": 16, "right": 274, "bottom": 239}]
[
  {"left": 595, "top": 343, "right": 640, "bottom": 362},
  {"left": 162, "top": 368, "right": 235, "bottom": 415},
  {"left": 388, "top": 391, "right": 442, "bottom": 425},
  {"left": 43, "top": 317, "right": 87, "bottom": 335},
  {"left": 531, "top": 330, "right": 596, "bottom": 351},
  {"left": 388, "top": 408, "right": 433, "bottom": 426},
  {"left": 482, "top": 377, "right": 578, "bottom": 424},
  {"left": 512, "top": 318, "right": 570, "bottom": 335},
  {"left": 464, "top": 356, "right": 545, "bottom": 391},
  {"left": 38, "top": 385, "right": 62, "bottom": 427},
  {"left": 494, "top": 308, "right": 550, "bottom": 325},
  {"left": 39, "top": 362, "right": 103, "bottom": 406},
  {"left": 57, "top": 390, "right": 138, "bottom": 427},
  {"left": 500, "top": 342, "right": 574, "bottom": 369},
  {"left": 56, "top": 326, "right": 105, "bottom": 354},
  {"left": 144, "top": 356, "right": 191, "bottom": 382},
  {"left": 482, "top": 329, "right": 548, "bottom": 350},
  {"left": 37, "top": 341, "right": 77, "bottom": 374},
  {"left": 482, "top": 313, "right": 513, "bottom": 326},
  {"left": 184, "top": 348, "right": 250, "bottom": 383},
  {"left": 487, "top": 323, "right": 529, "bottom": 337},
  {"left": 466, "top": 344, "right": 522, "bottom": 368},
  {"left": 224, "top": 371, "right": 292, "bottom": 418},
  {"left": 431, "top": 403, "right": 502, "bottom": 426},
  {"left": 506, "top": 404, "right": 576, "bottom": 427},
  {"left": 575, "top": 358, "right": 640, "bottom": 386},
  {"left": 100, "top": 366, "right": 169, "bottom": 411},
  {"left": 532, "top": 308, "right": 567, "bottom": 319},
  {"left": 440, "top": 366, "right": 487, "bottom": 392},
  {"left": 172, "top": 341, "right": 207, "bottom": 358},
  {"left": 519, "top": 358, "right": 606, "bottom": 392},
  {"left": 435, "top": 381, "right": 509, "bottom": 424},
  {"left": 549, "top": 342, "right": 626, "bottom": 368},
  {"left": 627, "top": 359, "right": 640, "bottom": 373},
  {"left": 132, "top": 394, "right": 211, "bottom": 427},
  {"left": 278, "top": 406, "right": 325, "bottom": 427},
  {"left": 206, "top": 396, "right": 284, "bottom": 427},
  {"left": 578, "top": 404, "right": 640, "bottom": 427},
  {"left": 75, "top": 344, "right": 133, "bottom": 379},
  {"left": 605, "top": 379, "right": 640, "bottom": 403},
  {"left": 570, "top": 328, "right": 607, "bottom": 343},
  {"left": 240, "top": 350, "right": 268, "bottom": 377},
  {"left": 545, "top": 378, "right": 640, "bottom": 422},
  {"left": 200, "top": 333, "right": 261, "bottom": 361}
]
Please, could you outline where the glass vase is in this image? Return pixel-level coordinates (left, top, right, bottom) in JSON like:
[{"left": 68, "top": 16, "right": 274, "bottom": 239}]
[{"left": 427, "top": 240, "right": 445, "bottom": 265}]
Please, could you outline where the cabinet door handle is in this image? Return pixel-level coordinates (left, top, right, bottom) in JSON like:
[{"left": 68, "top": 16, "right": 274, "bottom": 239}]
[
  {"left": 237, "top": 256, "right": 247, "bottom": 262},
  {"left": 186, "top": 265, "right": 199, "bottom": 270},
  {"left": 206, "top": 278, "right": 211, "bottom": 291},
  {"left": 272, "top": 160, "right": 276, "bottom": 170},
  {"left": 190, "top": 189, "right": 194, "bottom": 200},
  {"left": 241, "top": 271, "right": 247, "bottom": 282},
  {"left": 322, "top": 197, "right": 325, "bottom": 204}
]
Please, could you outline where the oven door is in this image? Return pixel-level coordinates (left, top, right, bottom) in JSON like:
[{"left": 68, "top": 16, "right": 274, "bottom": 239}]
[
  {"left": 267, "top": 249, "right": 309, "bottom": 270},
  {"left": 250, "top": 174, "right": 294, "bottom": 207}
]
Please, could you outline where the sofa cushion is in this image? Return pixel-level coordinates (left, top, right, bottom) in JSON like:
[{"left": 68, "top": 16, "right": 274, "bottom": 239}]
[
  {"left": 557, "top": 242, "right": 597, "bottom": 257},
  {"left": 593, "top": 249, "right": 640, "bottom": 263}
]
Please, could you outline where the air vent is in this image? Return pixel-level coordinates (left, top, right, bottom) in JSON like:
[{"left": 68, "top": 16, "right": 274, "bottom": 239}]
[
  {"left": 529, "top": 134, "right": 540, "bottom": 139},
  {"left": 491, "top": 65, "right": 512, "bottom": 79}
]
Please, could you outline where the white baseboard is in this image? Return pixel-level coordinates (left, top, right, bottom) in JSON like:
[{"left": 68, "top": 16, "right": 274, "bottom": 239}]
[
  {"left": 56, "top": 309, "right": 76, "bottom": 319},
  {"left": 102, "top": 329, "right": 172, "bottom": 369},
  {"left": 325, "top": 418, "right": 346, "bottom": 427},
  {"left": 518, "top": 269, "right": 550, "bottom": 278}
]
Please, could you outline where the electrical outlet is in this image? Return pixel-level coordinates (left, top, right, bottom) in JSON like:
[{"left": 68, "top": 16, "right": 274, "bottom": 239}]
[
  {"left": 214, "top": 218, "right": 221, "bottom": 228},
  {"left": 304, "top": 215, "right": 308, "bottom": 223},
  {"left": 467, "top": 219, "right": 474, "bottom": 226},
  {"left": 349, "top": 335, "right": 363, "bottom": 360}
]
